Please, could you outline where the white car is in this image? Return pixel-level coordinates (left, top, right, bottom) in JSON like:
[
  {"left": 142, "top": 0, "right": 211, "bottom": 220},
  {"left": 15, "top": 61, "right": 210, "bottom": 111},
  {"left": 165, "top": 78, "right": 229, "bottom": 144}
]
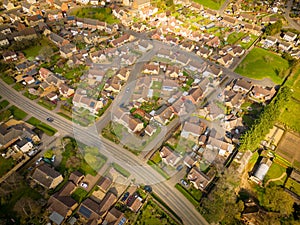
[{"left": 80, "top": 182, "right": 88, "bottom": 188}]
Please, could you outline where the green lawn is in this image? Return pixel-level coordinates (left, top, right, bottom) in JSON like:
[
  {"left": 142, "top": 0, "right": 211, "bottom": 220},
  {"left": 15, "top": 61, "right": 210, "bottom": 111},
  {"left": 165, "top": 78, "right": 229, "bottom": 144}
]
[
  {"left": 0, "top": 100, "right": 9, "bottom": 110},
  {"left": 264, "top": 162, "right": 287, "bottom": 186},
  {"left": 23, "top": 91, "right": 39, "bottom": 100},
  {"left": 83, "top": 146, "right": 107, "bottom": 172},
  {"left": 71, "top": 7, "right": 120, "bottom": 24},
  {"left": 26, "top": 117, "right": 57, "bottom": 136},
  {"left": 279, "top": 99, "right": 300, "bottom": 133},
  {"left": 38, "top": 99, "right": 56, "bottom": 110},
  {"left": 193, "top": 0, "right": 225, "bottom": 10},
  {"left": 235, "top": 47, "right": 289, "bottom": 84},
  {"left": 285, "top": 178, "right": 300, "bottom": 196},
  {"left": 239, "top": 35, "right": 259, "bottom": 49},
  {"left": 134, "top": 200, "right": 179, "bottom": 225},
  {"left": 0, "top": 156, "right": 14, "bottom": 177},
  {"left": 227, "top": 32, "right": 246, "bottom": 45},
  {"left": 23, "top": 38, "right": 54, "bottom": 58},
  {"left": 151, "top": 81, "right": 162, "bottom": 89},
  {"left": 147, "top": 160, "right": 170, "bottom": 180},
  {"left": 71, "top": 188, "right": 88, "bottom": 203},
  {"left": 111, "top": 162, "right": 130, "bottom": 178},
  {"left": 1, "top": 74, "right": 15, "bottom": 84},
  {"left": 292, "top": 78, "right": 300, "bottom": 101},
  {"left": 8, "top": 105, "right": 28, "bottom": 120},
  {"left": 151, "top": 151, "right": 162, "bottom": 164},
  {"left": 13, "top": 83, "right": 25, "bottom": 91}
]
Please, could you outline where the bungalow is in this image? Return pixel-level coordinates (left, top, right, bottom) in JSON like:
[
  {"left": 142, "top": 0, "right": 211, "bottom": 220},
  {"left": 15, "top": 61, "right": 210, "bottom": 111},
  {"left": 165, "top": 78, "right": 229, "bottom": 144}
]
[
  {"left": 263, "top": 36, "right": 278, "bottom": 48},
  {"left": 72, "top": 93, "right": 103, "bottom": 114},
  {"left": 121, "top": 55, "right": 137, "bottom": 66},
  {"left": 105, "top": 77, "right": 122, "bottom": 93},
  {"left": 250, "top": 86, "right": 276, "bottom": 102},
  {"left": 190, "top": 2, "right": 203, "bottom": 11},
  {"left": 25, "top": 14, "right": 44, "bottom": 27},
  {"left": 121, "top": 114, "right": 144, "bottom": 133},
  {"left": 116, "top": 68, "right": 130, "bottom": 81},
  {"left": 69, "top": 171, "right": 84, "bottom": 185},
  {"left": 180, "top": 41, "right": 195, "bottom": 52},
  {"left": 196, "top": 47, "right": 212, "bottom": 58},
  {"left": 162, "top": 79, "right": 178, "bottom": 91},
  {"left": 207, "top": 136, "right": 234, "bottom": 155},
  {"left": 32, "top": 163, "right": 63, "bottom": 189},
  {"left": 186, "top": 86, "right": 204, "bottom": 104},
  {"left": 142, "top": 64, "right": 160, "bottom": 75},
  {"left": 239, "top": 12, "right": 256, "bottom": 22},
  {"left": 128, "top": 195, "right": 143, "bottom": 213},
  {"left": 187, "top": 60, "right": 203, "bottom": 72},
  {"left": 157, "top": 49, "right": 172, "bottom": 60},
  {"left": 225, "top": 92, "right": 244, "bottom": 108},
  {"left": 278, "top": 41, "right": 292, "bottom": 52},
  {"left": 166, "top": 65, "right": 180, "bottom": 79},
  {"left": 3, "top": 51, "right": 17, "bottom": 62},
  {"left": 187, "top": 167, "right": 214, "bottom": 191},
  {"left": 110, "top": 34, "right": 135, "bottom": 47},
  {"left": 217, "top": 54, "right": 233, "bottom": 67},
  {"left": 39, "top": 68, "right": 53, "bottom": 80},
  {"left": 160, "top": 146, "right": 181, "bottom": 167},
  {"left": 97, "top": 176, "right": 112, "bottom": 193},
  {"left": 233, "top": 79, "right": 253, "bottom": 93},
  {"left": 181, "top": 121, "right": 207, "bottom": 142},
  {"left": 60, "top": 43, "right": 77, "bottom": 58},
  {"left": 78, "top": 198, "right": 102, "bottom": 223},
  {"left": 23, "top": 76, "right": 35, "bottom": 85},
  {"left": 48, "top": 182, "right": 78, "bottom": 225},
  {"left": 58, "top": 83, "right": 74, "bottom": 98},
  {"left": 283, "top": 31, "right": 297, "bottom": 42},
  {"left": 145, "top": 124, "right": 157, "bottom": 136},
  {"left": 154, "top": 105, "right": 175, "bottom": 125},
  {"left": 208, "top": 65, "right": 222, "bottom": 77},
  {"left": 103, "top": 208, "right": 126, "bottom": 225},
  {"left": 206, "top": 36, "right": 220, "bottom": 48},
  {"left": 228, "top": 46, "right": 245, "bottom": 57}
]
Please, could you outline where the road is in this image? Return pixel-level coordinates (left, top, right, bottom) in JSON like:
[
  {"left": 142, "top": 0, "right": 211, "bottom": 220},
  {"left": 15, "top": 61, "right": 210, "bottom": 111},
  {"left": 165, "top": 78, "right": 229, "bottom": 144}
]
[
  {"left": 284, "top": 0, "right": 300, "bottom": 30},
  {"left": 0, "top": 80, "right": 209, "bottom": 225}
]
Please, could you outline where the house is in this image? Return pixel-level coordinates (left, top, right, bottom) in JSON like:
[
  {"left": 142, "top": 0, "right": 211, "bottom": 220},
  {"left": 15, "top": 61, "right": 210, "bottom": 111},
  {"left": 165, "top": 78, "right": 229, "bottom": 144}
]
[
  {"left": 180, "top": 41, "right": 195, "bottom": 52},
  {"left": 13, "top": 28, "right": 37, "bottom": 42},
  {"left": 205, "top": 102, "right": 224, "bottom": 121},
  {"left": 145, "top": 124, "right": 157, "bottom": 136},
  {"left": 278, "top": 41, "right": 292, "bottom": 52},
  {"left": 104, "top": 77, "right": 122, "bottom": 93},
  {"left": 154, "top": 105, "right": 174, "bottom": 125},
  {"left": 162, "top": 79, "right": 178, "bottom": 91},
  {"left": 160, "top": 146, "right": 181, "bottom": 167},
  {"left": 196, "top": 47, "right": 212, "bottom": 58},
  {"left": 187, "top": 60, "right": 203, "bottom": 72},
  {"left": 239, "top": 12, "right": 256, "bottom": 22},
  {"left": 184, "top": 153, "right": 197, "bottom": 168},
  {"left": 217, "top": 54, "right": 233, "bottom": 67},
  {"left": 48, "top": 181, "right": 78, "bottom": 224},
  {"left": 58, "top": 83, "right": 74, "bottom": 98},
  {"left": 166, "top": 65, "right": 180, "bottom": 79},
  {"left": 132, "top": 0, "right": 151, "bottom": 10},
  {"left": 187, "top": 167, "right": 214, "bottom": 191},
  {"left": 263, "top": 36, "right": 278, "bottom": 47},
  {"left": 207, "top": 136, "right": 234, "bottom": 155},
  {"left": 128, "top": 196, "right": 143, "bottom": 213},
  {"left": 72, "top": 93, "right": 103, "bottom": 114},
  {"left": 175, "top": 54, "right": 190, "bottom": 65},
  {"left": 181, "top": 121, "right": 206, "bottom": 142},
  {"left": 97, "top": 176, "right": 112, "bottom": 193},
  {"left": 103, "top": 208, "right": 126, "bottom": 225},
  {"left": 3, "top": 51, "right": 17, "bottom": 62},
  {"left": 78, "top": 198, "right": 102, "bottom": 223},
  {"left": 13, "top": 138, "right": 33, "bottom": 153},
  {"left": 225, "top": 92, "right": 244, "bottom": 108},
  {"left": 283, "top": 31, "right": 297, "bottom": 42},
  {"left": 250, "top": 158, "right": 272, "bottom": 185},
  {"left": 157, "top": 49, "right": 172, "bottom": 59},
  {"left": 120, "top": 114, "right": 144, "bottom": 133},
  {"left": 60, "top": 43, "right": 77, "bottom": 58},
  {"left": 142, "top": 64, "right": 160, "bottom": 75},
  {"left": 116, "top": 68, "right": 130, "bottom": 81},
  {"left": 222, "top": 16, "right": 237, "bottom": 26},
  {"left": 228, "top": 46, "right": 245, "bottom": 57},
  {"left": 49, "top": 32, "right": 69, "bottom": 47},
  {"left": 250, "top": 86, "right": 276, "bottom": 102},
  {"left": 138, "top": 40, "right": 152, "bottom": 52},
  {"left": 111, "top": 34, "right": 134, "bottom": 47},
  {"left": 233, "top": 79, "right": 253, "bottom": 93},
  {"left": 32, "top": 163, "right": 63, "bottom": 189},
  {"left": 131, "top": 23, "right": 147, "bottom": 32},
  {"left": 39, "top": 68, "right": 53, "bottom": 80},
  {"left": 186, "top": 86, "right": 203, "bottom": 104},
  {"left": 69, "top": 171, "right": 84, "bottom": 185},
  {"left": 24, "top": 76, "right": 35, "bottom": 85},
  {"left": 25, "top": 15, "right": 44, "bottom": 26}
]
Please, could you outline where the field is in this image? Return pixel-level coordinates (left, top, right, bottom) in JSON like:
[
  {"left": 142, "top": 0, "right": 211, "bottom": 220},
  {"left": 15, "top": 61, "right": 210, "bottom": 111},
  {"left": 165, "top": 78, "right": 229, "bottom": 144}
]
[
  {"left": 26, "top": 117, "right": 57, "bottom": 136},
  {"left": 71, "top": 7, "right": 120, "bottom": 24},
  {"left": 134, "top": 200, "right": 179, "bottom": 225},
  {"left": 264, "top": 162, "right": 287, "bottom": 186},
  {"left": 276, "top": 131, "right": 300, "bottom": 170},
  {"left": 23, "top": 38, "right": 56, "bottom": 59},
  {"left": 235, "top": 47, "right": 289, "bottom": 84},
  {"left": 193, "top": 0, "right": 225, "bottom": 10},
  {"left": 279, "top": 99, "right": 300, "bottom": 133},
  {"left": 285, "top": 178, "right": 300, "bottom": 196},
  {"left": 226, "top": 32, "right": 246, "bottom": 45},
  {"left": 8, "top": 105, "right": 28, "bottom": 120}
]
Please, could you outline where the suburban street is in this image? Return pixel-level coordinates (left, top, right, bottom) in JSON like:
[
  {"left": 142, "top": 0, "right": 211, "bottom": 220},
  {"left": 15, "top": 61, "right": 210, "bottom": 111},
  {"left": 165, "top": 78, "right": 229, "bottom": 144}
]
[{"left": 0, "top": 79, "right": 209, "bottom": 225}]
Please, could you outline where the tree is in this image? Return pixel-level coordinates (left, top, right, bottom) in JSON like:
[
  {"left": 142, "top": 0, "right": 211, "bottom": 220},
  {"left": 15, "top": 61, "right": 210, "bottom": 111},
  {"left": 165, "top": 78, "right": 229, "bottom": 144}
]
[
  {"left": 261, "top": 185, "right": 294, "bottom": 216},
  {"left": 44, "top": 149, "right": 54, "bottom": 159},
  {"left": 38, "top": 46, "right": 54, "bottom": 62},
  {"left": 265, "top": 20, "right": 282, "bottom": 36}
]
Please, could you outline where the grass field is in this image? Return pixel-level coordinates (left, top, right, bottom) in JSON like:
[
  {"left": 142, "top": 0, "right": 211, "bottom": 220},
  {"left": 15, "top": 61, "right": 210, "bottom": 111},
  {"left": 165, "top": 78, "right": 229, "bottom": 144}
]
[
  {"left": 71, "top": 7, "right": 120, "bottom": 24},
  {"left": 26, "top": 117, "right": 57, "bottom": 136},
  {"left": 193, "top": 0, "right": 225, "bottom": 10},
  {"left": 1, "top": 74, "right": 15, "bottom": 84},
  {"left": 0, "top": 156, "right": 14, "bottom": 177},
  {"left": 150, "top": 151, "right": 162, "bottom": 164},
  {"left": 227, "top": 32, "right": 246, "bottom": 45},
  {"left": 235, "top": 48, "right": 289, "bottom": 84},
  {"left": 279, "top": 99, "right": 300, "bottom": 133},
  {"left": 285, "top": 178, "right": 300, "bottom": 196},
  {"left": 264, "top": 162, "right": 287, "bottom": 186},
  {"left": 175, "top": 183, "right": 199, "bottom": 207},
  {"left": 135, "top": 200, "right": 179, "bottom": 225},
  {"left": 23, "top": 38, "right": 54, "bottom": 58},
  {"left": 8, "top": 105, "right": 28, "bottom": 120}
]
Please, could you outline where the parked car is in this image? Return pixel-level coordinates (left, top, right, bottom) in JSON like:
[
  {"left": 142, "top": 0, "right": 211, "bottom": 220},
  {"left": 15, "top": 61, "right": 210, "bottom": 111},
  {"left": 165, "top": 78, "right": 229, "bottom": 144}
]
[
  {"left": 180, "top": 179, "right": 188, "bottom": 187},
  {"left": 80, "top": 182, "right": 88, "bottom": 189},
  {"left": 144, "top": 185, "right": 152, "bottom": 193},
  {"left": 176, "top": 164, "right": 183, "bottom": 171},
  {"left": 121, "top": 192, "right": 130, "bottom": 202}
]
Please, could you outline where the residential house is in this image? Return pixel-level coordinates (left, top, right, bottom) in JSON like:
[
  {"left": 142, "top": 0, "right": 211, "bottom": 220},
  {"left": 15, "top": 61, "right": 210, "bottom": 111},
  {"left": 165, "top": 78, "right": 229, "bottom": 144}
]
[
  {"left": 39, "top": 67, "right": 53, "bottom": 80},
  {"left": 120, "top": 114, "right": 144, "bottom": 133},
  {"left": 184, "top": 153, "right": 197, "bottom": 168},
  {"left": 187, "top": 167, "right": 214, "bottom": 191},
  {"left": 283, "top": 31, "right": 297, "bottom": 42},
  {"left": 128, "top": 196, "right": 143, "bottom": 213},
  {"left": 138, "top": 40, "right": 152, "bottom": 52},
  {"left": 72, "top": 93, "right": 103, "bottom": 114},
  {"left": 97, "top": 176, "right": 112, "bottom": 193},
  {"left": 13, "top": 138, "right": 33, "bottom": 153},
  {"left": 217, "top": 54, "right": 233, "bottom": 67},
  {"left": 278, "top": 41, "right": 292, "bottom": 52},
  {"left": 228, "top": 46, "right": 245, "bottom": 57},
  {"left": 205, "top": 102, "right": 224, "bottom": 121},
  {"left": 13, "top": 28, "right": 37, "bottom": 42},
  {"left": 263, "top": 36, "right": 278, "bottom": 48},
  {"left": 3, "top": 51, "right": 17, "bottom": 62},
  {"left": 60, "top": 43, "right": 77, "bottom": 58},
  {"left": 239, "top": 12, "right": 256, "bottom": 22},
  {"left": 180, "top": 41, "right": 195, "bottom": 52},
  {"left": 175, "top": 54, "right": 190, "bottom": 66},
  {"left": 58, "top": 83, "right": 75, "bottom": 98},
  {"left": 103, "top": 208, "right": 126, "bottom": 225},
  {"left": 154, "top": 105, "right": 174, "bottom": 125},
  {"left": 196, "top": 47, "right": 212, "bottom": 58},
  {"left": 142, "top": 64, "right": 160, "bottom": 75},
  {"left": 233, "top": 79, "right": 253, "bottom": 93},
  {"left": 145, "top": 124, "right": 157, "bottom": 136},
  {"left": 48, "top": 181, "right": 78, "bottom": 224},
  {"left": 250, "top": 86, "right": 276, "bottom": 102},
  {"left": 131, "top": 23, "right": 147, "bottom": 32},
  {"left": 207, "top": 136, "right": 234, "bottom": 155},
  {"left": 181, "top": 121, "right": 207, "bottom": 142},
  {"left": 162, "top": 79, "right": 178, "bottom": 91},
  {"left": 157, "top": 49, "right": 172, "bottom": 59},
  {"left": 132, "top": 0, "right": 151, "bottom": 10},
  {"left": 78, "top": 198, "right": 102, "bottom": 223},
  {"left": 110, "top": 34, "right": 134, "bottom": 47},
  {"left": 25, "top": 15, "right": 44, "bottom": 26},
  {"left": 0, "top": 36, "right": 8, "bottom": 48},
  {"left": 116, "top": 68, "right": 130, "bottom": 81},
  {"left": 69, "top": 171, "right": 84, "bottom": 185},
  {"left": 32, "top": 163, "right": 63, "bottom": 189},
  {"left": 166, "top": 65, "right": 180, "bottom": 79},
  {"left": 105, "top": 76, "right": 122, "bottom": 93},
  {"left": 186, "top": 86, "right": 203, "bottom": 104},
  {"left": 49, "top": 32, "right": 70, "bottom": 47},
  {"left": 159, "top": 146, "right": 181, "bottom": 167},
  {"left": 225, "top": 92, "right": 244, "bottom": 108}
]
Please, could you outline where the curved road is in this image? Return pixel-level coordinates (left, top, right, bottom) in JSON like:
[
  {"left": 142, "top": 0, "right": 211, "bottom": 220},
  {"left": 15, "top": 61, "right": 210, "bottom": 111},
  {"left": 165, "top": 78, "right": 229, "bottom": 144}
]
[{"left": 0, "top": 80, "right": 209, "bottom": 225}]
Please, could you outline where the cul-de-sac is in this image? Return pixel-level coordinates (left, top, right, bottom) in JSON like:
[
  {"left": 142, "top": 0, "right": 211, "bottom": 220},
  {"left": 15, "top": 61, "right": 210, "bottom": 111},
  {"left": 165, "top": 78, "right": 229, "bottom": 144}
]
[{"left": 0, "top": 0, "right": 300, "bottom": 224}]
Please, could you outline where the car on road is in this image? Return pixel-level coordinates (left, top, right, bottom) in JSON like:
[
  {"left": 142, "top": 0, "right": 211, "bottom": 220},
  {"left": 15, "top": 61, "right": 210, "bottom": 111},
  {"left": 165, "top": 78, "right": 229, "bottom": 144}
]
[
  {"left": 180, "top": 179, "right": 188, "bottom": 187},
  {"left": 144, "top": 185, "right": 152, "bottom": 193},
  {"left": 80, "top": 182, "right": 88, "bottom": 189},
  {"left": 125, "top": 87, "right": 130, "bottom": 93},
  {"left": 47, "top": 117, "right": 54, "bottom": 122}
]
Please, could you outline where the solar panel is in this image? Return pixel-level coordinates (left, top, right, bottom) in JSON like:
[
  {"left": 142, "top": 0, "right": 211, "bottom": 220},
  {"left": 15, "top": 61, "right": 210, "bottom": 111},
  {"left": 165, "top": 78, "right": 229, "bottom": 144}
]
[
  {"left": 118, "top": 217, "right": 126, "bottom": 225},
  {"left": 79, "top": 206, "right": 92, "bottom": 219}
]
